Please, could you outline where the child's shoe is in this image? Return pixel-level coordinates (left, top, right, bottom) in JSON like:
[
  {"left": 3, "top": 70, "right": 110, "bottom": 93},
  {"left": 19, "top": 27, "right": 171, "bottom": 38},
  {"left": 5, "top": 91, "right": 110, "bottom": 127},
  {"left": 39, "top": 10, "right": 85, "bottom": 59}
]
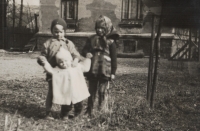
[
  {"left": 62, "top": 115, "right": 68, "bottom": 120},
  {"left": 74, "top": 104, "right": 83, "bottom": 118},
  {"left": 45, "top": 111, "right": 54, "bottom": 120},
  {"left": 60, "top": 111, "right": 70, "bottom": 120},
  {"left": 74, "top": 111, "right": 81, "bottom": 118},
  {"left": 84, "top": 107, "right": 94, "bottom": 118}
]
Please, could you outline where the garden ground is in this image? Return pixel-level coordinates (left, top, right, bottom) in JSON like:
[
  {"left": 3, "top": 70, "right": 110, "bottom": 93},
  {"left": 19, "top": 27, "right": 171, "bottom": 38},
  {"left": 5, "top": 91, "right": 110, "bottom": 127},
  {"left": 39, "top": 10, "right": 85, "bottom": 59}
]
[{"left": 0, "top": 51, "right": 200, "bottom": 131}]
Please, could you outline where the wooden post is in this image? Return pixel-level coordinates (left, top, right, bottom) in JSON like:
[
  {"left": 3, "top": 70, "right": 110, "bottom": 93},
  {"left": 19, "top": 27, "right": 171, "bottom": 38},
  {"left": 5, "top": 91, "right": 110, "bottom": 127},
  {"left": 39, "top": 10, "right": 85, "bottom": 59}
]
[
  {"left": 194, "top": 29, "right": 197, "bottom": 60},
  {"left": 0, "top": 0, "right": 5, "bottom": 49},
  {"left": 19, "top": 0, "right": 23, "bottom": 27},
  {"left": 13, "top": 0, "right": 15, "bottom": 28},
  {"left": 188, "top": 28, "right": 192, "bottom": 60},
  {"left": 13, "top": 0, "right": 15, "bottom": 47},
  {"left": 34, "top": 14, "right": 38, "bottom": 32},
  {"left": 150, "top": 13, "right": 163, "bottom": 108},
  {"left": 135, "top": 40, "right": 138, "bottom": 52},
  {"left": 199, "top": 29, "right": 200, "bottom": 61},
  {"left": 28, "top": 4, "right": 33, "bottom": 30},
  {"left": 147, "top": 14, "right": 155, "bottom": 101}
]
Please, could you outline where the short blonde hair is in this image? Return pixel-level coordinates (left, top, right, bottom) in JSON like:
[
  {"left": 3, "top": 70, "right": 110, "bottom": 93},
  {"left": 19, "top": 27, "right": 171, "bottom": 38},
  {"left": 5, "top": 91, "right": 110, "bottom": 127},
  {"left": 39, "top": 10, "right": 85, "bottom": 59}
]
[{"left": 55, "top": 47, "right": 72, "bottom": 63}]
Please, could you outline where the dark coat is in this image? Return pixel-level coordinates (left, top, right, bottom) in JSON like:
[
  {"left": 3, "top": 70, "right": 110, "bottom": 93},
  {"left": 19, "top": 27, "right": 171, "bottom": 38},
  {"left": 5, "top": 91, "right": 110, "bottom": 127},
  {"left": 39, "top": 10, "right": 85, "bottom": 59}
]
[{"left": 82, "top": 32, "right": 118, "bottom": 80}]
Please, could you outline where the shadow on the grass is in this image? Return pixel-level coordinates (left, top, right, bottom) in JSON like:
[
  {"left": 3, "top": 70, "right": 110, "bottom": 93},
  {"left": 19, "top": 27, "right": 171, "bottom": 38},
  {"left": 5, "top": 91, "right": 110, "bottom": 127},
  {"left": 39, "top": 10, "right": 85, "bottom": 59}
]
[
  {"left": 0, "top": 79, "right": 49, "bottom": 120},
  {"left": 0, "top": 97, "right": 47, "bottom": 120}
]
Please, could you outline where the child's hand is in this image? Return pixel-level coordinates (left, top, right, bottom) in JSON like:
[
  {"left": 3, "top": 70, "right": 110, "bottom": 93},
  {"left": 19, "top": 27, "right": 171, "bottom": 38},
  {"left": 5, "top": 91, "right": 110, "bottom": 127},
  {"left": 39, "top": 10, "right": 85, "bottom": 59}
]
[
  {"left": 111, "top": 74, "right": 115, "bottom": 80},
  {"left": 72, "top": 58, "right": 79, "bottom": 67},
  {"left": 86, "top": 53, "right": 93, "bottom": 59},
  {"left": 107, "top": 39, "right": 114, "bottom": 44},
  {"left": 37, "top": 56, "right": 47, "bottom": 66}
]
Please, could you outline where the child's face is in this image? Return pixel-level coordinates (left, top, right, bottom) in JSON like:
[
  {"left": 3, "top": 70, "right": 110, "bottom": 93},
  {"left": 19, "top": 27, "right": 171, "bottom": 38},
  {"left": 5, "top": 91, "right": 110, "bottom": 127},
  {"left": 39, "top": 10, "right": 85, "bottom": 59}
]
[
  {"left": 57, "top": 59, "right": 72, "bottom": 69},
  {"left": 96, "top": 27, "right": 106, "bottom": 37},
  {"left": 52, "top": 24, "right": 65, "bottom": 40}
]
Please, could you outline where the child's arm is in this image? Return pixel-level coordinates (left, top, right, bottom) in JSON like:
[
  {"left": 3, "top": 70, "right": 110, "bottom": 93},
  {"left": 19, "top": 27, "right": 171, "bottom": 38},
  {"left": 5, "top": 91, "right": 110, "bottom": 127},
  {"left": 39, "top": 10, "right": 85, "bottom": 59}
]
[
  {"left": 67, "top": 41, "right": 81, "bottom": 67},
  {"left": 38, "top": 56, "right": 54, "bottom": 75},
  {"left": 37, "top": 55, "right": 47, "bottom": 66},
  {"left": 82, "top": 38, "right": 91, "bottom": 57},
  {"left": 79, "top": 53, "right": 92, "bottom": 72},
  {"left": 37, "top": 41, "right": 49, "bottom": 66},
  {"left": 72, "top": 57, "right": 79, "bottom": 67},
  {"left": 109, "top": 40, "right": 117, "bottom": 80},
  {"left": 43, "top": 61, "right": 54, "bottom": 75}
]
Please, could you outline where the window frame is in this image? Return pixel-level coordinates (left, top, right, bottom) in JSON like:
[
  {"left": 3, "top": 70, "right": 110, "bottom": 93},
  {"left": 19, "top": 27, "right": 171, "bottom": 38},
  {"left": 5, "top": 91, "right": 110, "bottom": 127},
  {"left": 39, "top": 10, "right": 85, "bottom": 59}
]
[
  {"left": 61, "top": 0, "right": 78, "bottom": 30},
  {"left": 119, "top": 0, "right": 143, "bottom": 27}
]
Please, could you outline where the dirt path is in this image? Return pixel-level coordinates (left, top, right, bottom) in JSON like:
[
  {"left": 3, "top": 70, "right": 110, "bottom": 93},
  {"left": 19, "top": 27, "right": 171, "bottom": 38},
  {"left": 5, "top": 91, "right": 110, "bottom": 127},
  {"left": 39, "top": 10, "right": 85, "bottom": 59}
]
[
  {"left": 0, "top": 52, "right": 150, "bottom": 81},
  {"left": 0, "top": 52, "right": 45, "bottom": 81},
  {"left": 1, "top": 52, "right": 200, "bottom": 81}
]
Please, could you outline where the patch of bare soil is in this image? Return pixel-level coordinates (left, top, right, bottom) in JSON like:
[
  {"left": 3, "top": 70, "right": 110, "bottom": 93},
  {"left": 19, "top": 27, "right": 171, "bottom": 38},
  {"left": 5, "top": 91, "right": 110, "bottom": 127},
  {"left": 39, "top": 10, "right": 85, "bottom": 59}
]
[{"left": 0, "top": 52, "right": 200, "bottom": 131}]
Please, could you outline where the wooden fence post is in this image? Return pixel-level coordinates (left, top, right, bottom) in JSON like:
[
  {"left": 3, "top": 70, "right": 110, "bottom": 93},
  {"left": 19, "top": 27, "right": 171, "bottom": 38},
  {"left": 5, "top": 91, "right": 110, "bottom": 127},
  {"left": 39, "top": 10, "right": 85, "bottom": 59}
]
[
  {"left": 0, "top": 0, "right": 6, "bottom": 49},
  {"left": 188, "top": 28, "right": 192, "bottom": 60},
  {"left": 19, "top": 0, "right": 23, "bottom": 27},
  {"left": 199, "top": 29, "right": 200, "bottom": 61},
  {"left": 147, "top": 14, "right": 155, "bottom": 101},
  {"left": 150, "top": 11, "right": 163, "bottom": 108}
]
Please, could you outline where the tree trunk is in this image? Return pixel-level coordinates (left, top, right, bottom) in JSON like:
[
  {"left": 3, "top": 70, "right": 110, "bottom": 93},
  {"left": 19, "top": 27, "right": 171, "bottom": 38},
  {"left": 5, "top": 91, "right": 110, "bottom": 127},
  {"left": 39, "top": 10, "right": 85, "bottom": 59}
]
[
  {"left": 13, "top": 0, "right": 15, "bottom": 28},
  {"left": 0, "top": 0, "right": 6, "bottom": 49},
  {"left": 19, "top": 0, "right": 23, "bottom": 27}
]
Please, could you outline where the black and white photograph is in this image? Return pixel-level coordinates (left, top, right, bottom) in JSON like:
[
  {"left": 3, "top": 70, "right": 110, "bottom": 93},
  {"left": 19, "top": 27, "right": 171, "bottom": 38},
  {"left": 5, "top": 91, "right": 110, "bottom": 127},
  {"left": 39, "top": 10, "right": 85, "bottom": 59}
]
[{"left": 0, "top": 0, "right": 200, "bottom": 130}]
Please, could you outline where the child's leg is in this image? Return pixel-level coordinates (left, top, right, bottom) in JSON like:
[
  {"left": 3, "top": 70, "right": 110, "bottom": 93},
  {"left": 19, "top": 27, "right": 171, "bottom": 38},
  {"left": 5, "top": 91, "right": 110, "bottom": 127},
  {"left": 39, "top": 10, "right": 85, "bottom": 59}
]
[
  {"left": 86, "top": 79, "right": 98, "bottom": 116},
  {"left": 46, "top": 80, "right": 53, "bottom": 114},
  {"left": 98, "top": 79, "right": 109, "bottom": 110},
  {"left": 61, "top": 104, "right": 72, "bottom": 119},
  {"left": 74, "top": 102, "right": 83, "bottom": 117},
  {"left": 45, "top": 80, "right": 54, "bottom": 119}
]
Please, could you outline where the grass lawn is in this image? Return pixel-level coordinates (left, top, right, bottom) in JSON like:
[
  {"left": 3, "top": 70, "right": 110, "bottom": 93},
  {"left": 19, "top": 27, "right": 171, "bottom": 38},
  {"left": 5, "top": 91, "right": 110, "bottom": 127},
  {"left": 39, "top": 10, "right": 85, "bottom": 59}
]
[{"left": 0, "top": 52, "right": 200, "bottom": 131}]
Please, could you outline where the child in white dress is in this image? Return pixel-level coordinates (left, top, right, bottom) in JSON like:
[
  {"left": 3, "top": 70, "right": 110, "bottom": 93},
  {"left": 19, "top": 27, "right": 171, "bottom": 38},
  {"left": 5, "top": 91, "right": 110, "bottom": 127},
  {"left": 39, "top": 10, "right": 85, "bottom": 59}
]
[{"left": 38, "top": 47, "right": 91, "bottom": 119}]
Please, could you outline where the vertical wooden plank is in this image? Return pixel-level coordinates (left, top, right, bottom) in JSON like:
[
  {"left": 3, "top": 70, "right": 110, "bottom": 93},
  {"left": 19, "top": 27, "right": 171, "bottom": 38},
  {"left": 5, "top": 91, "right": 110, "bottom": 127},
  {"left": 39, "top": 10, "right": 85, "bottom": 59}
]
[
  {"left": 150, "top": 7, "right": 163, "bottom": 108},
  {"left": 0, "top": 0, "right": 2, "bottom": 48},
  {"left": 198, "top": 29, "right": 200, "bottom": 61},
  {"left": 19, "top": 0, "right": 23, "bottom": 27},
  {"left": 75, "top": 0, "right": 78, "bottom": 20},
  {"left": 188, "top": 28, "right": 192, "bottom": 60},
  {"left": 140, "top": 0, "right": 143, "bottom": 19},
  {"left": 127, "top": 0, "right": 130, "bottom": 19},
  {"left": 150, "top": 16, "right": 162, "bottom": 108},
  {"left": 137, "top": 0, "right": 140, "bottom": 19},
  {"left": 1, "top": 0, "right": 5, "bottom": 49},
  {"left": 67, "top": 1, "right": 69, "bottom": 19},
  {"left": 28, "top": 4, "right": 33, "bottom": 29},
  {"left": 147, "top": 14, "right": 155, "bottom": 101},
  {"left": 195, "top": 29, "right": 197, "bottom": 60},
  {"left": 34, "top": 14, "right": 38, "bottom": 32},
  {"left": 121, "top": 0, "right": 123, "bottom": 20},
  {"left": 135, "top": 40, "right": 138, "bottom": 52},
  {"left": 122, "top": 0, "right": 128, "bottom": 19},
  {"left": 128, "top": 0, "right": 131, "bottom": 19}
]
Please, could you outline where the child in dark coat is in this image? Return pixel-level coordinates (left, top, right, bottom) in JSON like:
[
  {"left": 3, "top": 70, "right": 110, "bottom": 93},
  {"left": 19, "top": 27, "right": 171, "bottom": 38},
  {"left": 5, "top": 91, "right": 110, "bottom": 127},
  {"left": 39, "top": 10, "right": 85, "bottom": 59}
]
[
  {"left": 37, "top": 18, "right": 81, "bottom": 120},
  {"left": 82, "top": 15, "right": 119, "bottom": 116}
]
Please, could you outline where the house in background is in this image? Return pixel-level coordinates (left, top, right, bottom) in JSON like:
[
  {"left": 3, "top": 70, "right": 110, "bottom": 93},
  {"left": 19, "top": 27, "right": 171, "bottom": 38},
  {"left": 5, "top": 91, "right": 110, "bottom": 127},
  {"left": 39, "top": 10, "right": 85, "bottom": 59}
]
[{"left": 35, "top": 0, "right": 174, "bottom": 57}]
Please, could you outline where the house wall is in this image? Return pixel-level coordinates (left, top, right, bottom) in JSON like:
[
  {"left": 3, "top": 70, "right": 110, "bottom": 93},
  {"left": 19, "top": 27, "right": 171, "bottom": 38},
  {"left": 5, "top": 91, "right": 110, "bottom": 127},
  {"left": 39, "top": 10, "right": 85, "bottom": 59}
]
[
  {"left": 39, "top": 0, "right": 60, "bottom": 33},
  {"left": 37, "top": 0, "right": 174, "bottom": 57},
  {"left": 39, "top": 0, "right": 173, "bottom": 34},
  {"left": 35, "top": 32, "right": 173, "bottom": 57}
]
